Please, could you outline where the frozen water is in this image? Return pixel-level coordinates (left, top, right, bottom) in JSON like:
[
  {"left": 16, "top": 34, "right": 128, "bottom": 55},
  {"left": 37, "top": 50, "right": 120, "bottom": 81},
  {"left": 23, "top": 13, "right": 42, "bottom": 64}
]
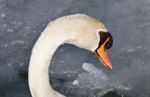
[{"left": 1, "top": 0, "right": 150, "bottom": 97}]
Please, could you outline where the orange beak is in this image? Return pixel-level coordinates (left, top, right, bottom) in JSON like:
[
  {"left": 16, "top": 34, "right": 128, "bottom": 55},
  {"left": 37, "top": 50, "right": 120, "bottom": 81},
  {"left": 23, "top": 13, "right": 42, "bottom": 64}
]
[{"left": 95, "top": 38, "right": 112, "bottom": 69}]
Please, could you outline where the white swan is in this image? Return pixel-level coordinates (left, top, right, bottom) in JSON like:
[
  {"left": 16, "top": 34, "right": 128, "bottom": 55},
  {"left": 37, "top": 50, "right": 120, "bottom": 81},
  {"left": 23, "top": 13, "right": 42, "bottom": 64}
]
[{"left": 28, "top": 14, "right": 113, "bottom": 97}]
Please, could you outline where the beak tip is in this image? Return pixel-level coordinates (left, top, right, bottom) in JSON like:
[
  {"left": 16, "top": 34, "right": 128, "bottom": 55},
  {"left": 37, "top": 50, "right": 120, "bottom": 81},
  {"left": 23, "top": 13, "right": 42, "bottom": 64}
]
[
  {"left": 104, "top": 62, "right": 112, "bottom": 70},
  {"left": 105, "top": 65, "right": 112, "bottom": 70},
  {"left": 109, "top": 66, "right": 112, "bottom": 70}
]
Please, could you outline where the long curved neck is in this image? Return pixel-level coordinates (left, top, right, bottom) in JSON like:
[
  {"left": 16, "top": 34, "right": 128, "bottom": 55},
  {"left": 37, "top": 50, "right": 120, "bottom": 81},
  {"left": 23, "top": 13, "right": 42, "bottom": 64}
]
[
  {"left": 28, "top": 14, "right": 103, "bottom": 97},
  {"left": 28, "top": 30, "right": 67, "bottom": 97}
]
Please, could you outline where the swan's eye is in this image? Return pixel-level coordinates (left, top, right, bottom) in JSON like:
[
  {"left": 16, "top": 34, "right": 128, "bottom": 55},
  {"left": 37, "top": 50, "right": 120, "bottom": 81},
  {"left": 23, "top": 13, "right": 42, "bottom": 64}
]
[{"left": 99, "top": 31, "right": 113, "bottom": 49}]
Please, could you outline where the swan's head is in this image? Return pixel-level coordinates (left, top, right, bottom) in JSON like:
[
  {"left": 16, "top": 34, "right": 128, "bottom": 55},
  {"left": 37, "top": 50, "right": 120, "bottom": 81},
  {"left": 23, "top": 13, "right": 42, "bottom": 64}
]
[
  {"left": 79, "top": 29, "right": 113, "bottom": 70},
  {"left": 67, "top": 14, "right": 113, "bottom": 69}
]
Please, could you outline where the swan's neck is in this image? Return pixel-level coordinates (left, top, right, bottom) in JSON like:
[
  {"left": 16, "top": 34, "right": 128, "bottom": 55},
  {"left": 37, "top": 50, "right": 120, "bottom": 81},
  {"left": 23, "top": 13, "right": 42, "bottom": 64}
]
[{"left": 29, "top": 31, "right": 67, "bottom": 97}]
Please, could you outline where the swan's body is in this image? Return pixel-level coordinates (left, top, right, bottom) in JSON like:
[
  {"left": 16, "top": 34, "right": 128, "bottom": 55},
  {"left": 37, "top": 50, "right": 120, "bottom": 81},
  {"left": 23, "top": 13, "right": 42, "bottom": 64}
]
[{"left": 29, "top": 14, "right": 113, "bottom": 97}]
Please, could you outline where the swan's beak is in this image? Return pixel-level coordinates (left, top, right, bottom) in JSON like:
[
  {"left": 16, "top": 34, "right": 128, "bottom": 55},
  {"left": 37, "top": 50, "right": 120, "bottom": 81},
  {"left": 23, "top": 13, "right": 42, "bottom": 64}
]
[{"left": 95, "top": 39, "right": 113, "bottom": 69}]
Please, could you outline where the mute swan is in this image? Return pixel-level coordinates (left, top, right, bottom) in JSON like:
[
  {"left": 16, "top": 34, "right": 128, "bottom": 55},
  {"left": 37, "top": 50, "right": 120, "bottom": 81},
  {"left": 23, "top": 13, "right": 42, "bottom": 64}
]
[{"left": 28, "top": 14, "right": 113, "bottom": 97}]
